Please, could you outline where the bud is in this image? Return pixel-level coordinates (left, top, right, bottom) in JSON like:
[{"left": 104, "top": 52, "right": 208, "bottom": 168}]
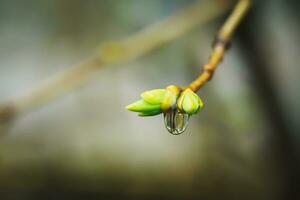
[
  {"left": 160, "top": 85, "right": 181, "bottom": 112},
  {"left": 177, "top": 88, "right": 203, "bottom": 115},
  {"left": 141, "top": 89, "right": 166, "bottom": 104},
  {"left": 126, "top": 85, "right": 182, "bottom": 117},
  {"left": 126, "top": 89, "right": 166, "bottom": 116},
  {"left": 126, "top": 99, "right": 161, "bottom": 112}
]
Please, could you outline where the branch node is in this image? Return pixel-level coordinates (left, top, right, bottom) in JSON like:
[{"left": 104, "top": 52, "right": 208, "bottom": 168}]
[{"left": 212, "top": 35, "right": 231, "bottom": 50}]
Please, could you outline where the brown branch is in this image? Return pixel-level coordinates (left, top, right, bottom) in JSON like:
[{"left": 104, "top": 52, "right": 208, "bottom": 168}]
[
  {"left": 0, "top": 0, "right": 231, "bottom": 124},
  {"left": 188, "top": 0, "right": 252, "bottom": 92}
]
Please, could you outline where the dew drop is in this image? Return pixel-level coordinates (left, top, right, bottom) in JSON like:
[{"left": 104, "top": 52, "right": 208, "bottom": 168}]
[{"left": 163, "top": 109, "right": 189, "bottom": 135}]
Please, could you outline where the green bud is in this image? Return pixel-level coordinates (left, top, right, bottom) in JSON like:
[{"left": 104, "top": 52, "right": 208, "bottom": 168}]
[
  {"left": 177, "top": 88, "right": 203, "bottom": 115},
  {"left": 141, "top": 89, "right": 166, "bottom": 104},
  {"left": 126, "top": 99, "right": 160, "bottom": 112},
  {"left": 126, "top": 89, "right": 166, "bottom": 117},
  {"left": 126, "top": 85, "right": 182, "bottom": 117}
]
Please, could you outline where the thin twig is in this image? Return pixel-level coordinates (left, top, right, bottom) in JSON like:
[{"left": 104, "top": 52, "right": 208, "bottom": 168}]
[
  {"left": 0, "top": 0, "right": 231, "bottom": 123},
  {"left": 188, "top": 0, "right": 252, "bottom": 92}
]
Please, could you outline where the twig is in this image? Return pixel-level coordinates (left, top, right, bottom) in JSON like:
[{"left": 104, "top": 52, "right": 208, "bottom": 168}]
[
  {"left": 188, "top": 0, "right": 252, "bottom": 92},
  {"left": 0, "top": 0, "right": 231, "bottom": 123}
]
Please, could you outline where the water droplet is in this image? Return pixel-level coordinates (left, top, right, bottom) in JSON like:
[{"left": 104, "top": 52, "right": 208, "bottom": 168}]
[{"left": 163, "top": 109, "right": 189, "bottom": 135}]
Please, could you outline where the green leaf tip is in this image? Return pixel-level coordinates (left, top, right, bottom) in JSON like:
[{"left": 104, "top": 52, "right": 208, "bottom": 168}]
[
  {"left": 126, "top": 89, "right": 165, "bottom": 116},
  {"left": 141, "top": 89, "right": 166, "bottom": 104},
  {"left": 126, "top": 99, "right": 160, "bottom": 112}
]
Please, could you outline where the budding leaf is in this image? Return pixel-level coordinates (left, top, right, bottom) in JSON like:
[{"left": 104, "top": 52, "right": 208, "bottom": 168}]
[
  {"left": 141, "top": 89, "right": 166, "bottom": 104},
  {"left": 126, "top": 99, "right": 160, "bottom": 112}
]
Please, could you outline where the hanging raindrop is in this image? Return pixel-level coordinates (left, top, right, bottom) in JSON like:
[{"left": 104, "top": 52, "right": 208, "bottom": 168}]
[{"left": 163, "top": 109, "right": 189, "bottom": 135}]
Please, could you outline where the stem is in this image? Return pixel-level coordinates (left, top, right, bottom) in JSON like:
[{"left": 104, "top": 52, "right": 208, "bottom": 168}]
[
  {"left": 188, "top": 0, "right": 251, "bottom": 92},
  {"left": 0, "top": 0, "right": 231, "bottom": 123}
]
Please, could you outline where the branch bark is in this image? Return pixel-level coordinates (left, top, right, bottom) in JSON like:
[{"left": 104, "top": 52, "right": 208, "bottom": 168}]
[{"left": 188, "top": 0, "right": 252, "bottom": 92}]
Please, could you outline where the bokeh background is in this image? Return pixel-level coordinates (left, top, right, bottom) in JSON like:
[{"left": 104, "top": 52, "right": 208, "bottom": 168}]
[{"left": 0, "top": 0, "right": 299, "bottom": 199}]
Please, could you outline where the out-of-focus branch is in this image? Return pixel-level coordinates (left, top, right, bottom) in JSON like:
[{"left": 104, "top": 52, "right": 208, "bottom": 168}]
[
  {"left": 188, "top": 0, "right": 251, "bottom": 92},
  {"left": 0, "top": 0, "right": 232, "bottom": 124}
]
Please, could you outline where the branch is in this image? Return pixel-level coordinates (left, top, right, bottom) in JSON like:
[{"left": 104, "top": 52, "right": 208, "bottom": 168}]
[
  {"left": 188, "top": 0, "right": 252, "bottom": 92},
  {"left": 0, "top": 0, "right": 231, "bottom": 124}
]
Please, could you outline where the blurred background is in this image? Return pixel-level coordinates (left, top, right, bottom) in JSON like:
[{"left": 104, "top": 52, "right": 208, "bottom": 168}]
[{"left": 0, "top": 0, "right": 299, "bottom": 199}]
